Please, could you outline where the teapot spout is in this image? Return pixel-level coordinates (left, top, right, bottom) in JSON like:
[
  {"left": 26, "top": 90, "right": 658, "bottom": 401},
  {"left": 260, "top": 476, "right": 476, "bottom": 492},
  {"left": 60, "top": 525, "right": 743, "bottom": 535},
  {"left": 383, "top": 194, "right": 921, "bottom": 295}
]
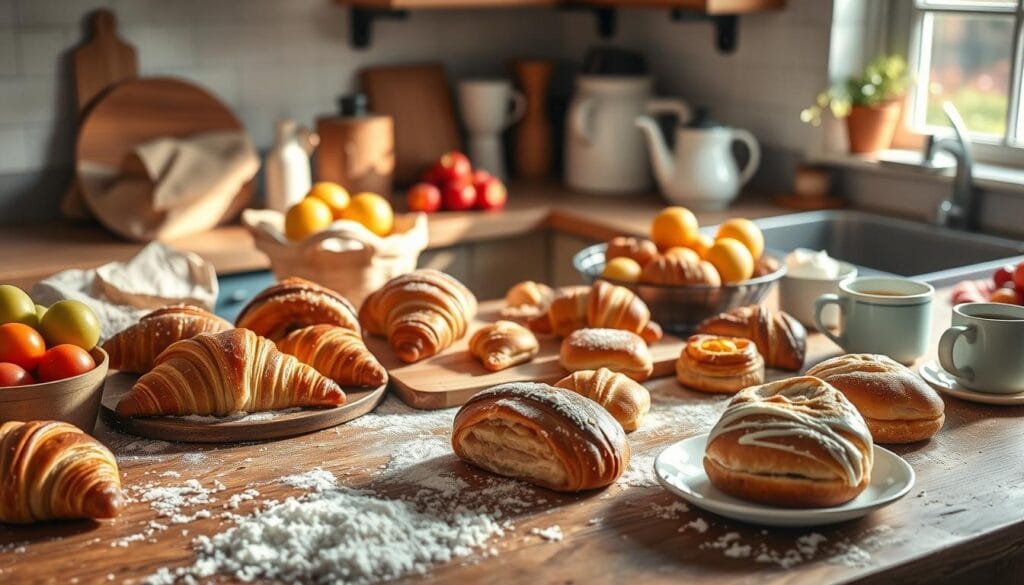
[{"left": 635, "top": 115, "right": 674, "bottom": 190}]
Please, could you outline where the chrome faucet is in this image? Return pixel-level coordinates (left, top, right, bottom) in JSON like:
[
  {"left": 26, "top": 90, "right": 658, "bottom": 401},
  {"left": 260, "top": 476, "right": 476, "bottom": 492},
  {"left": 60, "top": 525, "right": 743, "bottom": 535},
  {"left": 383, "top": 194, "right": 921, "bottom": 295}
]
[{"left": 924, "top": 102, "right": 977, "bottom": 230}]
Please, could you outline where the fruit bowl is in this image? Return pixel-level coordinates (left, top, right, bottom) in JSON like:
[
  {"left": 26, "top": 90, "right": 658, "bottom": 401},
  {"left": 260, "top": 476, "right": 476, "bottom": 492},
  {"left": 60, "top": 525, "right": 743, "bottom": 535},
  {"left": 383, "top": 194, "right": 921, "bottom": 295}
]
[
  {"left": 0, "top": 347, "right": 109, "bottom": 433},
  {"left": 573, "top": 243, "right": 786, "bottom": 333}
]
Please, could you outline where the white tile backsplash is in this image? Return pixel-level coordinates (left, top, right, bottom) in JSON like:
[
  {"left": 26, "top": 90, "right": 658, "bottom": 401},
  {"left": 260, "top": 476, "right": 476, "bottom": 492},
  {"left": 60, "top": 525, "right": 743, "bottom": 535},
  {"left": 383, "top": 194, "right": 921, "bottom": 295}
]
[
  {"left": 124, "top": 24, "right": 194, "bottom": 71},
  {"left": 0, "top": 29, "right": 17, "bottom": 75},
  {"left": 0, "top": 126, "right": 28, "bottom": 173},
  {"left": 16, "top": 28, "right": 67, "bottom": 76},
  {"left": 17, "top": 0, "right": 110, "bottom": 26}
]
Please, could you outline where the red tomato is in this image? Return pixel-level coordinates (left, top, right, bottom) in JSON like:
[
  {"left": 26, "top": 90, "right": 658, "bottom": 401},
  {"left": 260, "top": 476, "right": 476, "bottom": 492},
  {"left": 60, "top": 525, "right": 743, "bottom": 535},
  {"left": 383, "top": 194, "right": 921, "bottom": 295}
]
[
  {"left": 36, "top": 344, "right": 95, "bottom": 382},
  {"left": 994, "top": 265, "right": 1015, "bottom": 288},
  {"left": 0, "top": 323, "right": 46, "bottom": 371},
  {"left": 1014, "top": 262, "right": 1024, "bottom": 290},
  {"left": 0, "top": 362, "right": 34, "bottom": 387}
]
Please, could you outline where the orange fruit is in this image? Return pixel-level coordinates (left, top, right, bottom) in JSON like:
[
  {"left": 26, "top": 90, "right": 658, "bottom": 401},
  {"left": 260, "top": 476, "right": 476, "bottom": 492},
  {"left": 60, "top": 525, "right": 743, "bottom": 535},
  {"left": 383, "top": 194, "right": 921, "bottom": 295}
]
[
  {"left": 601, "top": 257, "right": 642, "bottom": 283},
  {"left": 690, "top": 234, "right": 715, "bottom": 259},
  {"left": 285, "top": 198, "right": 333, "bottom": 242},
  {"left": 716, "top": 218, "right": 764, "bottom": 260},
  {"left": 664, "top": 246, "right": 701, "bottom": 264},
  {"left": 306, "top": 182, "right": 350, "bottom": 219},
  {"left": 705, "top": 237, "right": 754, "bottom": 283},
  {"left": 343, "top": 192, "right": 394, "bottom": 237},
  {"left": 650, "top": 207, "right": 699, "bottom": 250}
]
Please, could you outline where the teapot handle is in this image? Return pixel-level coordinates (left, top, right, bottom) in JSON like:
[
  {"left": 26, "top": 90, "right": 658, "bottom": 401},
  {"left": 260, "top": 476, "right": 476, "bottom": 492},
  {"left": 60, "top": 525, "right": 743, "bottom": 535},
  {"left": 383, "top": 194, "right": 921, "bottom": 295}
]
[
  {"left": 570, "top": 96, "right": 597, "bottom": 146},
  {"left": 732, "top": 128, "right": 761, "bottom": 186},
  {"left": 646, "top": 98, "right": 692, "bottom": 124}
]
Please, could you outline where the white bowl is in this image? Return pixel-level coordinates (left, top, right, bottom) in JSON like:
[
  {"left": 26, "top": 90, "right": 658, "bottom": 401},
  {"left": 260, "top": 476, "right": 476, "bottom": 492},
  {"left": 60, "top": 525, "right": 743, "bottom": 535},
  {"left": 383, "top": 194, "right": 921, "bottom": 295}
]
[{"left": 778, "top": 261, "right": 857, "bottom": 330}]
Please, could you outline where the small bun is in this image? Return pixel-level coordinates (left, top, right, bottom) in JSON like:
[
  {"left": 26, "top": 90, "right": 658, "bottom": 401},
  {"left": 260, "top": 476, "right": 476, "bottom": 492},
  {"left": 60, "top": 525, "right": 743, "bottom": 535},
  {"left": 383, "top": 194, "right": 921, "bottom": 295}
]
[
  {"left": 560, "top": 328, "right": 653, "bottom": 381},
  {"left": 555, "top": 368, "right": 651, "bottom": 431},
  {"left": 501, "top": 281, "right": 556, "bottom": 320},
  {"left": 606, "top": 237, "right": 658, "bottom": 268},
  {"left": 639, "top": 254, "right": 721, "bottom": 286},
  {"left": 676, "top": 334, "right": 764, "bottom": 394}
]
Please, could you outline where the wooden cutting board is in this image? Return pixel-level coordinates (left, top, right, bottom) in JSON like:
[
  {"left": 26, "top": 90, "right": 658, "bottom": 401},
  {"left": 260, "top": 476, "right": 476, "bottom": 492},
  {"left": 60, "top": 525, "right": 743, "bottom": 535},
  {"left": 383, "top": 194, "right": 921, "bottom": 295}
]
[
  {"left": 360, "top": 63, "right": 461, "bottom": 186},
  {"left": 365, "top": 300, "right": 685, "bottom": 410}
]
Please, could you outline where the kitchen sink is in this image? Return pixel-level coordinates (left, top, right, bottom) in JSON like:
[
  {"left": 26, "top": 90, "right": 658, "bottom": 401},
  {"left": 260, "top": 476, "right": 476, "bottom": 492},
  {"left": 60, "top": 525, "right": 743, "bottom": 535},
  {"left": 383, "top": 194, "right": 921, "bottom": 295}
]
[{"left": 730, "top": 210, "right": 1024, "bottom": 287}]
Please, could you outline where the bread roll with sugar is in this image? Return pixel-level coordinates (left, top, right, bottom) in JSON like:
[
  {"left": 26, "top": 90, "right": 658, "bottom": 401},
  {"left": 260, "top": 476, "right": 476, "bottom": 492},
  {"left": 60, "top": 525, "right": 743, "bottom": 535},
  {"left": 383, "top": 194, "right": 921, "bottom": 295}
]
[
  {"left": 555, "top": 368, "right": 651, "bottom": 431},
  {"left": 452, "top": 382, "right": 630, "bottom": 492},
  {"left": 806, "top": 353, "right": 945, "bottom": 443},
  {"left": 559, "top": 328, "right": 653, "bottom": 381},
  {"left": 704, "top": 376, "right": 874, "bottom": 508},
  {"left": 676, "top": 334, "right": 764, "bottom": 394}
]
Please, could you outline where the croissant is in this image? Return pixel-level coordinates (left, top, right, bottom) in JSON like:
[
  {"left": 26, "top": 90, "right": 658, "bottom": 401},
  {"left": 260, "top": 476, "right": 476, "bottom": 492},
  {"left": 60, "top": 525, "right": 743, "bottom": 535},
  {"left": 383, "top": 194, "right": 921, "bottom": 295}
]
[
  {"left": 276, "top": 324, "right": 388, "bottom": 388},
  {"left": 102, "top": 305, "right": 232, "bottom": 373},
  {"left": 358, "top": 269, "right": 478, "bottom": 363},
  {"left": 0, "top": 421, "right": 123, "bottom": 523},
  {"left": 605, "top": 236, "right": 658, "bottom": 268},
  {"left": 235, "top": 277, "right": 361, "bottom": 341},
  {"left": 500, "top": 281, "right": 556, "bottom": 320},
  {"left": 697, "top": 305, "right": 806, "bottom": 371},
  {"left": 116, "top": 329, "right": 345, "bottom": 417},
  {"left": 554, "top": 368, "right": 651, "bottom": 431},
  {"left": 469, "top": 320, "right": 540, "bottom": 372},
  {"left": 528, "top": 280, "right": 662, "bottom": 344},
  {"left": 639, "top": 254, "right": 721, "bottom": 286}
]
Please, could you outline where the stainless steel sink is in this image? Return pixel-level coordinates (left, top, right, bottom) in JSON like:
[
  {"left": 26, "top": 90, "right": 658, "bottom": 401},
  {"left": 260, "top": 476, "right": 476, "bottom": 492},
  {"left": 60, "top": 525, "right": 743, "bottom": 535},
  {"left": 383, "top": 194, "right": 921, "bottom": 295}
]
[{"left": 725, "top": 210, "right": 1024, "bottom": 287}]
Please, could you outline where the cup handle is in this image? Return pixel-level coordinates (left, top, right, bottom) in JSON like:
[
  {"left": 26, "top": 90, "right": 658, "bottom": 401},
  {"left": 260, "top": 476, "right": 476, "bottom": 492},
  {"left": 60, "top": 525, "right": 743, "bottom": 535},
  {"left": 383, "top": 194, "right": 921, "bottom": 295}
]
[
  {"left": 732, "top": 128, "right": 761, "bottom": 186},
  {"left": 506, "top": 90, "right": 527, "bottom": 128},
  {"left": 814, "top": 293, "right": 848, "bottom": 349},
  {"left": 938, "top": 325, "right": 976, "bottom": 382}
]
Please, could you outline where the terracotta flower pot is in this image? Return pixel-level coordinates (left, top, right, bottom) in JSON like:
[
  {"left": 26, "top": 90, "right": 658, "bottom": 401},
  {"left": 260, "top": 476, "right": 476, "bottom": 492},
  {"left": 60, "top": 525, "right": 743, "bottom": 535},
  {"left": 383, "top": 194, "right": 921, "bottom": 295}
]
[{"left": 846, "top": 100, "right": 903, "bottom": 154}]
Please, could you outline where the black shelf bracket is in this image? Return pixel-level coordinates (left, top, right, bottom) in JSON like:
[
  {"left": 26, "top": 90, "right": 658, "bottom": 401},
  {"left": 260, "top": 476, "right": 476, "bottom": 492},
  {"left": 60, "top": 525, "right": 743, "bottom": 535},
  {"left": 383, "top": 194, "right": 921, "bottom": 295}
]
[
  {"left": 350, "top": 7, "right": 409, "bottom": 49},
  {"left": 669, "top": 10, "right": 739, "bottom": 53},
  {"left": 560, "top": 5, "right": 617, "bottom": 39}
]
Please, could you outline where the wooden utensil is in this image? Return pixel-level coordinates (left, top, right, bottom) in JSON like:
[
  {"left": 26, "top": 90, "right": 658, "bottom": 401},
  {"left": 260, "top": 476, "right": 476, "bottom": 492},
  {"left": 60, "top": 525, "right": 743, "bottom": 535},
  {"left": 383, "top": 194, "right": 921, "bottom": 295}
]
[
  {"left": 512, "top": 59, "right": 555, "bottom": 179},
  {"left": 360, "top": 64, "right": 461, "bottom": 186}
]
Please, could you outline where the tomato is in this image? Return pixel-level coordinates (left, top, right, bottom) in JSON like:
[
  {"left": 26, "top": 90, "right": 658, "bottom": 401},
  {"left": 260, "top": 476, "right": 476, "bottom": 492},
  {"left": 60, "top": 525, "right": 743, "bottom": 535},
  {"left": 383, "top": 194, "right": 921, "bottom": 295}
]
[
  {"left": 0, "top": 284, "right": 37, "bottom": 327},
  {"left": 38, "top": 300, "right": 101, "bottom": 350},
  {"left": 36, "top": 345, "right": 95, "bottom": 383},
  {"left": 0, "top": 362, "right": 34, "bottom": 387},
  {"left": 0, "top": 323, "right": 46, "bottom": 371},
  {"left": 1014, "top": 262, "right": 1024, "bottom": 290}
]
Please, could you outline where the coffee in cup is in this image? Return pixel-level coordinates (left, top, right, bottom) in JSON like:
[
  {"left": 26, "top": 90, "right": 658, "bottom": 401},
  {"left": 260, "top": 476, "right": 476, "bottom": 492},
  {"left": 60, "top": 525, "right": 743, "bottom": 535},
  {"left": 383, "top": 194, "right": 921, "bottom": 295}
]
[{"left": 938, "top": 302, "right": 1024, "bottom": 394}]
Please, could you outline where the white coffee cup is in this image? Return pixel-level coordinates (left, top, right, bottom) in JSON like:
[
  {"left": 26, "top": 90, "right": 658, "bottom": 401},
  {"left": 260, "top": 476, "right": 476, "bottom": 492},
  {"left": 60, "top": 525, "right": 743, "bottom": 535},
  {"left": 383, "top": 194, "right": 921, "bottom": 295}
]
[
  {"left": 779, "top": 261, "right": 857, "bottom": 330},
  {"left": 938, "top": 302, "right": 1024, "bottom": 394},
  {"left": 457, "top": 79, "right": 526, "bottom": 181}
]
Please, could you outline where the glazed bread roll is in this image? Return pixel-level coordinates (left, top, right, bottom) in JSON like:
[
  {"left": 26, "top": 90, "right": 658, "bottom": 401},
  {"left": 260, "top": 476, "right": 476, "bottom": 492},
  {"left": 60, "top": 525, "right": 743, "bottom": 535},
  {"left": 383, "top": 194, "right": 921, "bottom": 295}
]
[
  {"left": 451, "top": 382, "right": 630, "bottom": 492},
  {"left": 676, "top": 334, "right": 764, "bottom": 394},
  {"left": 469, "top": 320, "right": 540, "bottom": 372},
  {"left": 805, "top": 353, "right": 945, "bottom": 443},
  {"left": 639, "top": 253, "right": 721, "bottom": 286},
  {"left": 236, "top": 277, "right": 361, "bottom": 341},
  {"left": 605, "top": 236, "right": 658, "bottom": 268},
  {"left": 697, "top": 305, "right": 806, "bottom": 371},
  {"left": 554, "top": 368, "right": 651, "bottom": 431},
  {"left": 704, "top": 376, "right": 874, "bottom": 508},
  {"left": 501, "top": 280, "right": 556, "bottom": 320},
  {"left": 560, "top": 328, "right": 653, "bottom": 381}
]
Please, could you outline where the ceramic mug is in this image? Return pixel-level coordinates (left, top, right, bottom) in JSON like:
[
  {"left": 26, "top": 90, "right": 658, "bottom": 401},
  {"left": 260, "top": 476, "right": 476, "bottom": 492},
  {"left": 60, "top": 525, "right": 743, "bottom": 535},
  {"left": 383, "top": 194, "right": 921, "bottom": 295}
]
[
  {"left": 938, "top": 302, "right": 1024, "bottom": 394},
  {"left": 814, "top": 276, "right": 934, "bottom": 364},
  {"left": 778, "top": 261, "right": 857, "bottom": 330},
  {"left": 458, "top": 79, "right": 526, "bottom": 181}
]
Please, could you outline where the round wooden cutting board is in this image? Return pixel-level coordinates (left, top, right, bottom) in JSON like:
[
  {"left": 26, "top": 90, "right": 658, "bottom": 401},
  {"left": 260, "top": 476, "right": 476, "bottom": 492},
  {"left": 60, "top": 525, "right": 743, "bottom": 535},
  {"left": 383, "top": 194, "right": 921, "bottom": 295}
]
[{"left": 100, "top": 372, "right": 387, "bottom": 443}]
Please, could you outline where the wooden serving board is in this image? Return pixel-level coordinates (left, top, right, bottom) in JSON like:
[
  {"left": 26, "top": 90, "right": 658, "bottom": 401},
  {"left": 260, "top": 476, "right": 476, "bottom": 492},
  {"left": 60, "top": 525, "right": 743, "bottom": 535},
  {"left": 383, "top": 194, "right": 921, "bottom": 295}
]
[
  {"left": 100, "top": 372, "right": 386, "bottom": 443},
  {"left": 365, "top": 300, "right": 685, "bottom": 410}
]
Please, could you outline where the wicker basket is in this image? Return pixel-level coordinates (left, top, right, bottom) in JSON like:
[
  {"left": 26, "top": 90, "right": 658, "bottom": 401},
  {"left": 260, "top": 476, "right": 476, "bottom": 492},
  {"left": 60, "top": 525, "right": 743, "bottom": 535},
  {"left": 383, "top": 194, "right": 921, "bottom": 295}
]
[{"left": 242, "top": 209, "right": 428, "bottom": 306}]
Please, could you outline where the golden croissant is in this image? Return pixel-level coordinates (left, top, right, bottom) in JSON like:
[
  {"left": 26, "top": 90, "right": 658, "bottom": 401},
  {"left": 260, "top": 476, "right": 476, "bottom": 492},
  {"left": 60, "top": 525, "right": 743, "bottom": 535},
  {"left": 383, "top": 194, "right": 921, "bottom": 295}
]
[
  {"left": 276, "top": 324, "right": 388, "bottom": 388},
  {"left": 359, "top": 269, "right": 478, "bottom": 363},
  {"left": 0, "top": 421, "right": 123, "bottom": 523},
  {"left": 103, "top": 305, "right": 232, "bottom": 373},
  {"left": 554, "top": 368, "right": 651, "bottom": 432},
  {"left": 468, "top": 320, "right": 539, "bottom": 372},
  {"left": 235, "top": 277, "right": 361, "bottom": 341},
  {"left": 697, "top": 305, "right": 806, "bottom": 371},
  {"left": 528, "top": 280, "right": 662, "bottom": 344},
  {"left": 116, "top": 328, "right": 346, "bottom": 417}
]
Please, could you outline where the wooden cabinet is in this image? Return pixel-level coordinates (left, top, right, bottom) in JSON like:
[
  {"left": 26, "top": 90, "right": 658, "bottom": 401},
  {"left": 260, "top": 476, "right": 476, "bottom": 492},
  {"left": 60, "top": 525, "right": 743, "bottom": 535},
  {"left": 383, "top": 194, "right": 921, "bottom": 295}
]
[{"left": 571, "top": 0, "right": 783, "bottom": 12}]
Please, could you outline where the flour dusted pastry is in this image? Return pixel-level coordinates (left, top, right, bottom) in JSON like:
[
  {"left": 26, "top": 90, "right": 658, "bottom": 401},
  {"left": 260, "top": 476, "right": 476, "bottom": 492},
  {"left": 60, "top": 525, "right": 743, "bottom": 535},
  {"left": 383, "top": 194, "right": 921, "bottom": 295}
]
[
  {"left": 528, "top": 280, "right": 662, "bottom": 344},
  {"left": 500, "top": 281, "right": 556, "bottom": 320},
  {"left": 276, "top": 325, "right": 388, "bottom": 388},
  {"left": 697, "top": 305, "right": 806, "bottom": 371},
  {"left": 639, "top": 253, "right": 721, "bottom": 286},
  {"left": 359, "top": 269, "right": 478, "bottom": 363},
  {"left": 469, "top": 320, "right": 539, "bottom": 372},
  {"left": 806, "top": 354, "right": 945, "bottom": 443},
  {"left": 235, "top": 277, "right": 361, "bottom": 341},
  {"left": 554, "top": 368, "right": 650, "bottom": 431},
  {"left": 451, "top": 382, "right": 629, "bottom": 492},
  {"left": 0, "top": 421, "right": 123, "bottom": 523},
  {"left": 116, "top": 329, "right": 345, "bottom": 417},
  {"left": 605, "top": 236, "right": 658, "bottom": 268},
  {"left": 676, "top": 334, "right": 764, "bottom": 394},
  {"left": 560, "top": 328, "right": 653, "bottom": 381},
  {"left": 103, "top": 305, "right": 232, "bottom": 373},
  {"left": 704, "top": 376, "right": 874, "bottom": 508}
]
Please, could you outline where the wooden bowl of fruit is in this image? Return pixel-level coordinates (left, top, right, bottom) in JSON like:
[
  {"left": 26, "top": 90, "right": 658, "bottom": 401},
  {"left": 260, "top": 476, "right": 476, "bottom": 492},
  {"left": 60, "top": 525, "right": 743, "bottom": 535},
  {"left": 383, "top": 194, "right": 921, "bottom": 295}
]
[{"left": 0, "top": 285, "right": 108, "bottom": 433}]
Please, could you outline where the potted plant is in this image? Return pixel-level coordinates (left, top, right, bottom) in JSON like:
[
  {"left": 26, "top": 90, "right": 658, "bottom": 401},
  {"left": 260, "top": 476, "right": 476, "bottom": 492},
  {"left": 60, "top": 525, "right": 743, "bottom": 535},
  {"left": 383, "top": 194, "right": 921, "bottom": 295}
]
[{"left": 801, "top": 55, "right": 910, "bottom": 154}]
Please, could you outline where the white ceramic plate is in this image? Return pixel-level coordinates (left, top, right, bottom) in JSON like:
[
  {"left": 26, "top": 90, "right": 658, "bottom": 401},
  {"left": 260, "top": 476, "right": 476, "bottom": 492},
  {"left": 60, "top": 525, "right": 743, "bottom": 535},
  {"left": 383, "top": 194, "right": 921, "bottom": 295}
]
[
  {"left": 654, "top": 434, "right": 915, "bottom": 527},
  {"left": 918, "top": 359, "right": 1024, "bottom": 406}
]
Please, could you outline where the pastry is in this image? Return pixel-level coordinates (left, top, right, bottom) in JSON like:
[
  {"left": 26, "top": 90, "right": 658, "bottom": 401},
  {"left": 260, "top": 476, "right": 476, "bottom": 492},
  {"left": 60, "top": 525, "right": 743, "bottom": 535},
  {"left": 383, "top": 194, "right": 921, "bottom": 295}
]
[
  {"left": 806, "top": 353, "right": 945, "bottom": 443},
  {"left": 704, "top": 376, "right": 874, "bottom": 508},
  {"left": 559, "top": 328, "right": 653, "bottom": 381},
  {"left": 605, "top": 236, "right": 658, "bottom": 268},
  {"left": 528, "top": 280, "right": 663, "bottom": 344},
  {"left": 358, "top": 269, "right": 478, "bottom": 363},
  {"left": 468, "top": 320, "right": 540, "bottom": 372},
  {"left": 554, "top": 368, "right": 651, "bottom": 431},
  {"left": 235, "top": 277, "right": 361, "bottom": 341},
  {"left": 639, "top": 253, "right": 721, "bottom": 286},
  {"left": 276, "top": 324, "right": 388, "bottom": 388},
  {"left": 103, "top": 305, "right": 232, "bottom": 373},
  {"left": 451, "top": 382, "right": 629, "bottom": 492},
  {"left": 697, "top": 305, "right": 806, "bottom": 371},
  {"left": 0, "top": 421, "right": 123, "bottom": 523},
  {"left": 500, "top": 281, "right": 556, "bottom": 320},
  {"left": 675, "top": 334, "right": 765, "bottom": 394},
  {"left": 116, "top": 329, "right": 345, "bottom": 417}
]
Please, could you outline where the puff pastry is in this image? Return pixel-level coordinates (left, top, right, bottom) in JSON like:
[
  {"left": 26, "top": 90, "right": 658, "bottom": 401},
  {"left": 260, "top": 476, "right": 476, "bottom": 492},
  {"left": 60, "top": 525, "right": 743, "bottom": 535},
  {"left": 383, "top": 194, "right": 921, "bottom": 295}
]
[
  {"left": 697, "top": 305, "right": 806, "bottom": 371},
  {"left": 500, "top": 281, "right": 556, "bottom": 320},
  {"left": 103, "top": 305, "right": 232, "bottom": 373},
  {"left": 528, "top": 280, "right": 662, "bottom": 344},
  {"left": 276, "top": 324, "right": 388, "bottom": 388},
  {"left": 639, "top": 253, "right": 721, "bottom": 286},
  {"left": 468, "top": 320, "right": 540, "bottom": 372},
  {"left": 235, "top": 277, "right": 361, "bottom": 341},
  {"left": 605, "top": 236, "right": 658, "bottom": 268},
  {"left": 676, "top": 334, "right": 765, "bottom": 394},
  {"left": 554, "top": 368, "right": 651, "bottom": 431},
  {"left": 559, "top": 328, "right": 653, "bottom": 381}
]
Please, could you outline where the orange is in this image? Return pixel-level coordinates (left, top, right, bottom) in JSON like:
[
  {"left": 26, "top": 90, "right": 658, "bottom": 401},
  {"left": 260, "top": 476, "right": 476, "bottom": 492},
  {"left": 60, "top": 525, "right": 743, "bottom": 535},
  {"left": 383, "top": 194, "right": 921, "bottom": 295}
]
[
  {"left": 716, "top": 218, "right": 764, "bottom": 260},
  {"left": 285, "top": 198, "right": 333, "bottom": 242},
  {"left": 664, "top": 246, "right": 701, "bottom": 264},
  {"left": 650, "top": 207, "right": 699, "bottom": 250},
  {"left": 306, "top": 182, "right": 350, "bottom": 219},
  {"left": 343, "top": 192, "right": 394, "bottom": 237},
  {"left": 705, "top": 237, "right": 754, "bottom": 283},
  {"left": 601, "top": 257, "right": 642, "bottom": 283},
  {"left": 690, "top": 234, "right": 715, "bottom": 259}
]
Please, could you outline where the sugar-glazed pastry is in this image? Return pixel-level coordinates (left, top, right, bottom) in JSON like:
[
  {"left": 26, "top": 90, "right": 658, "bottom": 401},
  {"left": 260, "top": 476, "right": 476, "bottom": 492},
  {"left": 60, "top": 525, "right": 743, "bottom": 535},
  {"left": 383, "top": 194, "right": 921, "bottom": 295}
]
[
  {"left": 676, "top": 334, "right": 765, "bottom": 394},
  {"left": 806, "top": 353, "right": 945, "bottom": 444},
  {"left": 235, "top": 277, "right": 361, "bottom": 341},
  {"left": 276, "top": 324, "right": 388, "bottom": 388},
  {"left": 697, "top": 305, "right": 806, "bottom": 371},
  {"left": 451, "top": 382, "right": 630, "bottom": 492},
  {"left": 605, "top": 236, "right": 658, "bottom": 268},
  {"left": 554, "top": 368, "right": 651, "bottom": 432},
  {"left": 704, "top": 376, "right": 874, "bottom": 508},
  {"left": 639, "top": 253, "right": 721, "bottom": 287},
  {"left": 500, "top": 281, "right": 556, "bottom": 320},
  {"left": 528, "top": 280, "right": 662, "bottom": 344},
  {"left": 469, "top": 320, "right": 540, "bottom": 372},
  {"left": 559, "top": 328, "right": 653, "bottom": 381},
  {"left": 103, "top": 305, "right": 232, "bottom": 373}
]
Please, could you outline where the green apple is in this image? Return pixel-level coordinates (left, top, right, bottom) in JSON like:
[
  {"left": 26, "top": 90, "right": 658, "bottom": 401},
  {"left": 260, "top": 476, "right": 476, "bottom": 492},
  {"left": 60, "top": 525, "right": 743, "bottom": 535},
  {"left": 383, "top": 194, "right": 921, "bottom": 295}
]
[
  {"left": 0, "top": 285, "right": 37, "bottom": 327},
  {"left": 39, "top": 300, "right": 101, "bottom": 350}
]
